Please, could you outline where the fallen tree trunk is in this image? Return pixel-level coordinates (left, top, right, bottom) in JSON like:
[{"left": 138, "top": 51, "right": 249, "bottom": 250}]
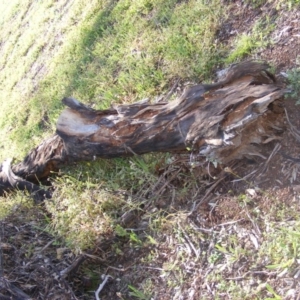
[{"left": 1, "top": 61, "right": 285, "bottom": 198}]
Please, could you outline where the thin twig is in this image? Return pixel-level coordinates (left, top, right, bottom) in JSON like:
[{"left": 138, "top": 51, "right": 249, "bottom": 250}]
[
  {"left": 226, "top": 271, "right": 250, "bottom": 280},
  {"left": 231, "top": 170, "right": 257, "bottom": 182},
  {"left": 0, "top": 278, "right": 31, "bottom": 300},
  {"left": 151, "top": 169, "right": 171, "bottom": 192},
  {"left": 195, "top": 227, "right": 214, "bottom": 233},
  {"left": 258, "top": 143, "right": 281, "bottom": 175},
  {"left": 95, "top": 274, "right": 113, "bottom": 300},
  {"left": 244, "top": 206, "right": 261, "bottom": 236},
  {"left": 81, "top": 252, "right": 105, "bottom": 261},
  {"left": 60, "top": 254, "right": 86, "bottom": 278},
  {"left": 105, "top": 263, "right": 136, "bottom": 273},
  {"left": 189, "top": 171, "right": 227, "bottom": 214},
  {"left": 178, "top": 223, "right": 199, "bottom": 259},
  {"left": 37, "top": 239, "right": 54, "bottom": 254},
  {"left": 227, "top": 270, "right": 278, "bottom": 280},
  {"left": 153, "top": 169, "right": 181, "bottom": 197},
  {"left": 285, "top": 108, "right": 300, "bottom": 143},
  {"left": 216, "top": 219, "right": 244, "bottom": 227},
  {"left": 108, "top": 265, "right": 164, "bottom": 273},
  {"left": 161, "top": 79, "right": 180, "bottom": 102},
  {"left": 142, "top": 266, "right": 164, "bottom": 271}
]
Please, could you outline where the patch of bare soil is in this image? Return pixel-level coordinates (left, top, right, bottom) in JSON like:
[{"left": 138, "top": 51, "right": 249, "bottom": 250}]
[
  {"left": 217, "top": 0, "right": 269, "bottom": 45},
  {"left": 261, "top": 8, "right": 300, "bottom": 70},
  {"left": 0, "top": 210, "right": 88, "bottom": 299}
]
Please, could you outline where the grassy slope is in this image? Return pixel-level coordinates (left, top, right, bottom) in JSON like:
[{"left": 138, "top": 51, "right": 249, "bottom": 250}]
[
  {"left": 0, "top": 0, "right": 223, "bottom": 160},
  {"left": 0, "top": 0, "right": 107, "bottom": 158},
  {"left": 2, "top": 0, "right": 300, "bottom": 299}
]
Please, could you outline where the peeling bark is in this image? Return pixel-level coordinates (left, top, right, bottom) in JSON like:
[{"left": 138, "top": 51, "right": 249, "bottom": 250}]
[{"left": 0, "top": 61, "right": 285, "bottom": 198}]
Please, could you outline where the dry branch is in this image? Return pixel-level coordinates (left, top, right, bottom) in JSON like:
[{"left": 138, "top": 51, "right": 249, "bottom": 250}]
[{"left": 0, "top": 61, "right": 285, "bottom": 197}]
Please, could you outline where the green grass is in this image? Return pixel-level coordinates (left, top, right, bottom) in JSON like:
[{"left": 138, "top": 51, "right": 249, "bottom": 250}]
[
  {"left": 0, "top": 0, "right": 110, "bottom": 159},
  {"left": 0, "top": 0, "right": 224, "bottom": 160}
]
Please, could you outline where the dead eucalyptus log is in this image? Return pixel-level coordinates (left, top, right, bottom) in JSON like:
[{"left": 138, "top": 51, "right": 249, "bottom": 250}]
[
  {"left": 56, "top": 61, "right": 284, "bottom": 161},
  {"left": 0, "top": 61, "right": 285, "bottom": 197}
]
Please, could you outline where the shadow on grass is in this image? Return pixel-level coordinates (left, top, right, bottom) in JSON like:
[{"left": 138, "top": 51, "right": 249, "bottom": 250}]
[
  {"left": 10, "top": 0, "right": 223, "bottom": 155},
  {"left": 61, "top": 0, "right": 222, "bottom": 108}
]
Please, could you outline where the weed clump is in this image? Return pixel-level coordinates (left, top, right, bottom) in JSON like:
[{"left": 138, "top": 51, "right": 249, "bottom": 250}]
[{"left": 286, "top": 68, "right": 300, "bottom": 105}]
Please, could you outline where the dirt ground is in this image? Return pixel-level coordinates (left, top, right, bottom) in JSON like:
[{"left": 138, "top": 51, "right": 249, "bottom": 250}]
[{"left": 2, "top": 1, "right": 300, "bottom": 299}]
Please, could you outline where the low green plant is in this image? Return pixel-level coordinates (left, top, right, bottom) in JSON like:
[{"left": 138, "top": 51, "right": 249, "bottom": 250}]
[
  {"left": 286, "top": 68, "right": 300, "bottom": 104},
  {"left": 115, "top": 224, "right": 143, "bottom": 246},
  {"left": 128, "top": 284, "right": 151, "bottom": 300},
  {"left": 208, "top": 249, "right": 223, "bottom": 264},
  {"left": 260, "top": 224, "right": 300, "bottom": 272},
  {"left": 265, "top": 283, "right": 282, "bottom": 300}
]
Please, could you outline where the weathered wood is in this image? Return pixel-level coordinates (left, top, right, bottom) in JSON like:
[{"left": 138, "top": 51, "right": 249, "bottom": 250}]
[
  {"left": 12, "top": 135, "right": 65, "bottom": 181},
  {"left": 0, "top": 159, "right": 51, "bottom": 201},
  {"left": 56, "top": 61, "right": 284, "bottom": 162},
  {"left": 0, "top": 61, "right": 285, "bottom": 197}
]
